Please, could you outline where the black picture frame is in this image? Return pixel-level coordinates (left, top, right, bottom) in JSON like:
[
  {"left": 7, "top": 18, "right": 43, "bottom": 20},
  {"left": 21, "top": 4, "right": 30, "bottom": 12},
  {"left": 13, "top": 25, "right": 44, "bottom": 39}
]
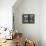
[{"left": 22, "top": 14, "right": 35, "bottom": 24}]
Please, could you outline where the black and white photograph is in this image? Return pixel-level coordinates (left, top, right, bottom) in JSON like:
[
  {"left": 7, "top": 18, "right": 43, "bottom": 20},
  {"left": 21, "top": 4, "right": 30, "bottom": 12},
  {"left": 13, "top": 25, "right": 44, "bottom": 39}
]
[{"left": 22, "top": 14, "right": 35, "bottom": 23}]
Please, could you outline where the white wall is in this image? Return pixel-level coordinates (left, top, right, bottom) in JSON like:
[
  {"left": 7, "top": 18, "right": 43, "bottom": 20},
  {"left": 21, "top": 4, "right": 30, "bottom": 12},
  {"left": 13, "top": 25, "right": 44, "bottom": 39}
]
[
  {"left": 13, "top": 0, "right": 41, "bottom": 46},
  {"left": 0, "top": 0, "right": 16, "bottom": 30},
  {"left": 41, "top": 0, "right": 46, "bottom": 46}
]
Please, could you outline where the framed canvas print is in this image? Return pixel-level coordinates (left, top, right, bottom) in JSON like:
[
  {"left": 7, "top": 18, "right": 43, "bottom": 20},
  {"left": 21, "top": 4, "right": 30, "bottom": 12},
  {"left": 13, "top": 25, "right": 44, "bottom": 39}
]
[{"left": 22, "top": 14, "right": 35, "bottom": 24}]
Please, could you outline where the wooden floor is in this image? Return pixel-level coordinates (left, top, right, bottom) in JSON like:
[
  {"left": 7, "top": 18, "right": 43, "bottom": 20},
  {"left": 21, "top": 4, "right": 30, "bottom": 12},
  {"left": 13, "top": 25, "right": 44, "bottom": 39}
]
[{"left": 0, "top": 39, "right": 16, "bottom": 46}]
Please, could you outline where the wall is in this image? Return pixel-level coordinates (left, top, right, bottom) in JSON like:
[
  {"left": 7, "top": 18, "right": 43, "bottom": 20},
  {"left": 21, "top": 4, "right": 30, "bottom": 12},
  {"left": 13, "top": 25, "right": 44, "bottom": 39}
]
[
  {"left": 13, "top": 0, "right": 41, "bottom": 46},
  {"left": 41, "top": 0, "right": 46, "bottom": 46},
  {"left": 0, "top": 0, "right": 16, "bottom": 30}
]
